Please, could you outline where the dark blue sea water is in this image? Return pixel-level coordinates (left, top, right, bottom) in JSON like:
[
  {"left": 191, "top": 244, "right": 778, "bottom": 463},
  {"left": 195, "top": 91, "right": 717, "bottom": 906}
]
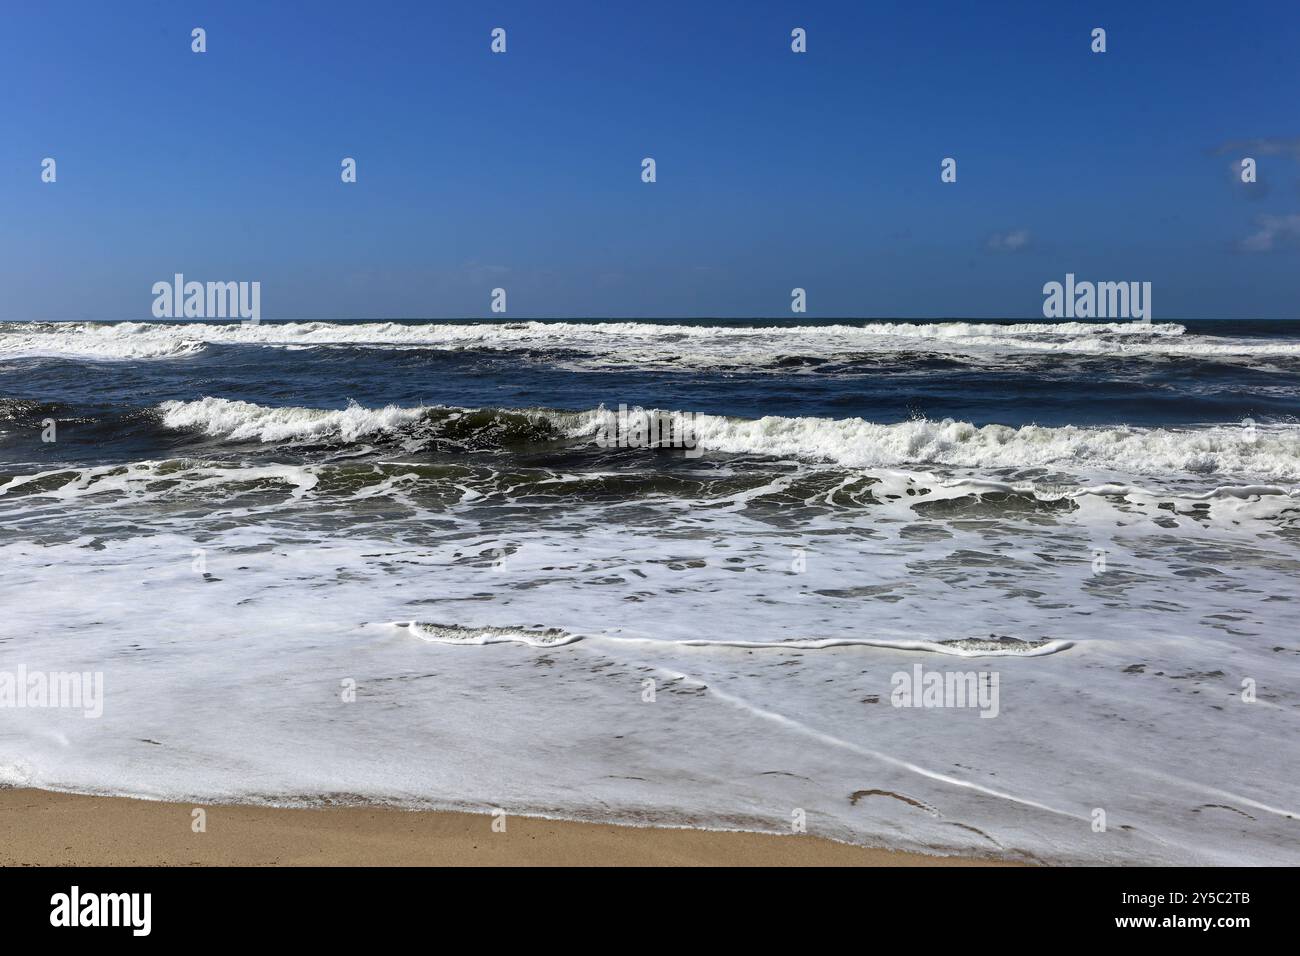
[{"left": 2, "top": 319, "right": 1299, "bottom": 470}]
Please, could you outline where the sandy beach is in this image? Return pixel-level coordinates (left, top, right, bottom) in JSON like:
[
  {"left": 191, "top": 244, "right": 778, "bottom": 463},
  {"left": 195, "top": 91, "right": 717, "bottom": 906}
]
[{"left": 0, "top": 788, "right": 1015, "bottom": 867}]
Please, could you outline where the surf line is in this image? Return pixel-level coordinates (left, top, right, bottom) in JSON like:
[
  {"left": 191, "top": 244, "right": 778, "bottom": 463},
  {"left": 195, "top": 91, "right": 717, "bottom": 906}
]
[{"left": 398, "top": 622, "right": 1074, "bottom": 658}]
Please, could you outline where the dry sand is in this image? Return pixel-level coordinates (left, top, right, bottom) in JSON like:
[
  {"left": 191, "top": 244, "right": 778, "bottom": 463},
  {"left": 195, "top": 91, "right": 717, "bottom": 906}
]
[{"left": 0, "top": 788, "right": 1017, "bottom": 866}]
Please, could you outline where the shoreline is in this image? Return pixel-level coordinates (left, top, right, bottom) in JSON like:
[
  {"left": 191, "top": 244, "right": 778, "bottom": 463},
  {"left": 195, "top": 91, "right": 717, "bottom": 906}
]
[{"left": 0, "top": 788, "right": 1019, "bottom": 867}]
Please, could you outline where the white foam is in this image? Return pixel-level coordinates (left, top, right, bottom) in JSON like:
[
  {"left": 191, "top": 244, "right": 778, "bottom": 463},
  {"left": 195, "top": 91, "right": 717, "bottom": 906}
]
[
  {"left": 397, "top": 624, "right": 1073, "bottom": 656},
  {"left": 660, "top": 636, "right": 1075, "bottom": 658},
  {"left": 0, "top": 460, "right": 321, "bottom": 502},
  {"left": 4, "top": 319, "right": 1298, "bottom": 367},
  {"left": 0, "top": 323, "right": 207, "bottom": 360},
  {"left": 159, "top": 397, "right": 429, "bottom": 444},
  {"left": 679, "top": 413, "right": 1300, "bottom": 483},
  {"left": 3, "top": 455, "right": 1299, "bottom": 864},
  {"left": 403, "top": 622, "right": 583, "bottom": 647}
]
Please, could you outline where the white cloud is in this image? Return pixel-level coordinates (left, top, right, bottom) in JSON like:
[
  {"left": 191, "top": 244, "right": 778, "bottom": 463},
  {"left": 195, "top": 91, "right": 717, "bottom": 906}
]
[{"left": 1237, "top": 213, "right": 1300, "bottom": 252}]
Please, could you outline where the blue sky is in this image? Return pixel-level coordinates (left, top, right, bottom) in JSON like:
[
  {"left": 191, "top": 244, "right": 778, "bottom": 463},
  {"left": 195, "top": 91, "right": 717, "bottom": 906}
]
[{"left": 2, "top": 0, "right": 1298, "bottom": 320}]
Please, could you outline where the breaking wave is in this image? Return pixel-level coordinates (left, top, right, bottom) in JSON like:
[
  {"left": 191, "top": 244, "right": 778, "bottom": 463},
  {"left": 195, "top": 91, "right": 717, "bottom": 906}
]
[{"left": 153, "top": 397, "right": 1300, "bottom": 484}]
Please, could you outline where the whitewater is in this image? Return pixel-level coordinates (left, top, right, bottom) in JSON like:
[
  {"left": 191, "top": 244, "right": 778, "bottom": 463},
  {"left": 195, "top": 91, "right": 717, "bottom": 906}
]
[
  {"left": 1, "top": 318, "right": 1297, "bottom": 864},
  {"left": 5, "top": 318, "right": 1300, "bottom": 366}
]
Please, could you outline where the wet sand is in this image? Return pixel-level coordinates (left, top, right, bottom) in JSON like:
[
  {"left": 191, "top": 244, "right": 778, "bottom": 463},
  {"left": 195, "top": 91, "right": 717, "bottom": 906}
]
[{"left": 0, "top": 788, "right": 1018, "bottom": 866}]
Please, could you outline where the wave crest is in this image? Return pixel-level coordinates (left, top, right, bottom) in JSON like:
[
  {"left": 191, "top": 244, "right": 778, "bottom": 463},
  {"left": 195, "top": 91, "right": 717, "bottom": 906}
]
[{"left": 150, "top": 398, "right": 1300, "bottom": 484}]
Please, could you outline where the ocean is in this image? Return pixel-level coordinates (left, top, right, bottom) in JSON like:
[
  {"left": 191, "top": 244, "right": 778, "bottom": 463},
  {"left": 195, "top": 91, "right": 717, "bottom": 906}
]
[{"left": 1, "top": 318, "right": 1298, "bottom": 864}]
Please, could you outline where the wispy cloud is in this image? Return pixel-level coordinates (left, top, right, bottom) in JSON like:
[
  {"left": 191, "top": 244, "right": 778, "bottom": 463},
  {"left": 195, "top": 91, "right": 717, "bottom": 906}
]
[
  {"left": 1213, "top": 137, "right": 1300, "bottom": 160},
  {"left": 1237, "top": 213, "right": 1300, "bottom": 252}
]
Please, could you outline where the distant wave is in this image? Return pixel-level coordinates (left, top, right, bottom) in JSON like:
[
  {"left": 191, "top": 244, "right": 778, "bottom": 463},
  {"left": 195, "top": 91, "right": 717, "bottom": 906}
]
[{"left": 5, "top": 319, "right": 1300, "bottom": 366}]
